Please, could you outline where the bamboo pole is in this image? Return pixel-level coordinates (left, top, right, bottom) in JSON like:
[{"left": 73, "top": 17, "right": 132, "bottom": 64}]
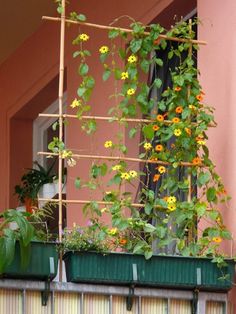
[
  {"left": 187, "top": 20, "right": 193, "bottom": 244},
  {"left": 42, "top": 16, "right": 207, "bottom": 46},
  {"left": 38, "top": 113, "right": 217, "bottom": 127},
  {"left": 38, "top": 198, "right": 155, "bottom": 208},
  {"left": 38, "top": 151, "right": 204, "bottom": 167},
  {"left": 58, "top": 0, "right": 66, "bottom": 281}
]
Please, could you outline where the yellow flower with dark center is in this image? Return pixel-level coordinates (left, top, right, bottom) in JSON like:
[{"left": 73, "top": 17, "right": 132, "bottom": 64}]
[
  {"left": 121, "top": 172, "right": 130, "bottom": 180},
  {"left": 79, "top": 33, "right": 89, "bottom": 41},
  {"left": 172, "top": 117, "right": 180, "bottom": 123},
  {"left": 129, "top": 170, "right": 138, "bottom": 178},
  {"left": 144, "top": 143, "right": 152, "bottom": 150},
  {"left": 61, "top": 150, "right": 72, "bottom": 159},
  {"left": 104, "top": 140, "right": 113, "bottom": 148},
  {"left": 158, "top": 166, "right": 166, "bottom": 174},
  {"left": 168, "top": 203, "right": 176, "bottom": 211},
  {"left": 167, "top": 196, "right": 176, "bottom": 203},
  {"left": 174, "top": 129, "right": 182, "bottom": 137},
  {"left": 127, "top": 88, "right": 135, "bottom": 96},
  {"left": 128, "top": 55, "right": 138, "bottom": 63},
  {"left": 70, "top": 98, "right": 81, "bottom": 108},
  {"left": 99, "top": 46, "right": 109, "bottom": 53},
  {"left": 155, "top": 144, "right": 163, "bottom": 152},
  {"left": 121, "top": 72, "right": 129, "bottom": 80},
  {"left": 212, "top": 237, "right": 222, "bottom": 243}
]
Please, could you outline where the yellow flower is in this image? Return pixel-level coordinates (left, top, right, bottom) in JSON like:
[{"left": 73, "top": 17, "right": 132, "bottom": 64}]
[
  {"left": 144, "top": 143, "right": 152, "bottom": 150},
  {"left": 168, "top": 203, "right": 176, "bottom": 211},
  {"left": 212, "top": 237, "right": 222, "bottom": 243},
  {"left": 174, "top": 129, "right": 182, "bottom": 137},
  {"left": 121, "top": 72, "right": 129, "bottom": 80},
  {"left": 189, "top": 104, "right": 196, "bottom": 110},
  {"left": 197, "top": 140, "right": 206, "bottom": 145},
  {"left": 101, "top": 207, "right": 108, "bottom": 213},
  {"left": 127, "top": 88, "right": 135, "bottom": 96},
  {"left": 108, "top": 228, "right": 118, "bottom": 235},
  {"left": 61, "top": 150, "right": 72, "bottom": 159},
  {"left": 70, "top": 98, "right": 81, "bottom": 108},
  {"left": 158, "top": 166, "right": 166, "bottom": 174},
  {"left": 167, "top": 196, "right": 176, "bottom": 203},
  {"left": 128, "top": 55, "right": 138, "bottom": 63},
  {"left": 129, "top": 170, "right": 138, "bottom": 178},
  {"left": 112, "top": 165, "right": 122, "bottom": 171},
  {"left": 99, "top": 46, "right": 109, "bottom": 54},
  {"left": 121, "top": 172, "right": 131, "bottom": 180},
  {"left": 104, "top": 140, "right": 113, "bottom": 148},
  {"left": 79, "top": 33, "right": 89, "bottom": 41}
]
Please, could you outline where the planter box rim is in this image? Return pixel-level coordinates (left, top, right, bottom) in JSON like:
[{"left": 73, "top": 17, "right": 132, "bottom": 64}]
[{"left": 63, "top": 250, "right": 235, "bottom": 263}]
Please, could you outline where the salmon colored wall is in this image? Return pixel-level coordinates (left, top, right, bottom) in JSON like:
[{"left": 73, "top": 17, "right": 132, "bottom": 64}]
[
  {"left": 0, "top": 22, "right": 60, "bottom": 209},
  {"left": 198, "top": 0, "right": 236, "bottom": 307}
]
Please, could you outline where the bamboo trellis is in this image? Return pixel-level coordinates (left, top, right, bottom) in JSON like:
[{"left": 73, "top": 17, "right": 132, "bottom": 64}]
[{"left": 40, "top": 1, "right": 207, "bottom": 279}]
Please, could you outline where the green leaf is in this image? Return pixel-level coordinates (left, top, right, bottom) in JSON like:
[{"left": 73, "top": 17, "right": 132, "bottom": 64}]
[
  {"left": 197, "top": 171, "right": 211, "bottom": 187},
  {"left": 77, "top": 14, "right": 86, "bottom": 21},
  {"left": 103, "top": 68, "right": 111, "bottom": 81},
  {"left": 73, "top": 51, "right": 80, "bottom": 58},
  {"left": 144, "top": 223, "right": 156, "bottom": 233},
  {"left": 142, "top": 124, "right": 154, "bottom": 140},
  {"left": 108, "top": 29, "right": 119, "bottom": 39},
  {"left": 153, "top": 78, "right": 162, "bottom": 88},
  {"left": 129, "top": 128, "right": 137, "bottom": 138},
  {"left": 79, "top": 63, "right": 89, "bottom": 76},
  {"left": 75, "top": 177, "right": 81, "bottom": 189},
  {"left": 155, "top": 58, "right": 163, "bottom": 66},
  {"left": 207, "top": 187, "right": 217, "bottom": 202},
  {"left": 77, "top": 87, "right": 86, "bottom": 97},
  {"left": 130, "top": 38, "right": 142, "bottom": 53},
  {"left": 144, "top": 250, "right": 153, "bottom": 260},
  {"left": 140, "top": 59, "right": 150, "bottom": 73},
  {"left": 144, "top": 203, "right": 152, "bottom": 215},
  {"left": 133, "top": 242, "right": 145, "bottom": 254}
]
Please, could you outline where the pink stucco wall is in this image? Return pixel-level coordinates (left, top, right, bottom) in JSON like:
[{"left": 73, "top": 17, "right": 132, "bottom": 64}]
[{"left": 198, "top": 0, "right": 236, "bottom": 307}]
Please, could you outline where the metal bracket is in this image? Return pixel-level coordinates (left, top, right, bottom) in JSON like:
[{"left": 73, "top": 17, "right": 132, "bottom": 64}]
[
  {"left": 126, "top": 263, "right": 138, "bottom": 311},
  {"left": 41, "top": 257, "right": 55, "bottom": 306},
  {"left": 41, "top": 279, "right": 50, "bottom": 306}
]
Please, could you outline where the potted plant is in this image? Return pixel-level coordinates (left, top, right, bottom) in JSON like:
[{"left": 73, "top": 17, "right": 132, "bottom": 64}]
[
  {"left": 0, "top": 209, "right": 58, "bottom": 280},
  {"left": 15, "top": 160, "right": 57, "bottom": 212}
]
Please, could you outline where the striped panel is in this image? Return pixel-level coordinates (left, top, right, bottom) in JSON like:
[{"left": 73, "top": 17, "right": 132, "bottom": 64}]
[
  {"left": 112, "top": 296, "right": 138, "bottom": 314},
  {"left": 141, "top": 297, "right": 167, "bottom": 313},
  {"left": 84, "top": 294, "right": 109, "bottom": 314},
  {"left": 0, "top": 289, "right": 22, "bottom": 314},
  {"left": 26, "top": 291, "right": 51, "bottom": 314},
  {"left": 170, "top": 299, "right": 191, "bottom": 314},
  {"left": 206, "top": 301, "right": 225, "bottom": 314},
  {"left": 54, "top": 292, "right": 80, "bottom": 314}
]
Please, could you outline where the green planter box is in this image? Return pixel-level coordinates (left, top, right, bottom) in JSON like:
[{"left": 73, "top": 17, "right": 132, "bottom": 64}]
[
  {"left": 63, "top": 251, "right": 235, "bottom": 291},
  {"left": 2, "top": 242, "right": 58, "bottom": 281}
]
